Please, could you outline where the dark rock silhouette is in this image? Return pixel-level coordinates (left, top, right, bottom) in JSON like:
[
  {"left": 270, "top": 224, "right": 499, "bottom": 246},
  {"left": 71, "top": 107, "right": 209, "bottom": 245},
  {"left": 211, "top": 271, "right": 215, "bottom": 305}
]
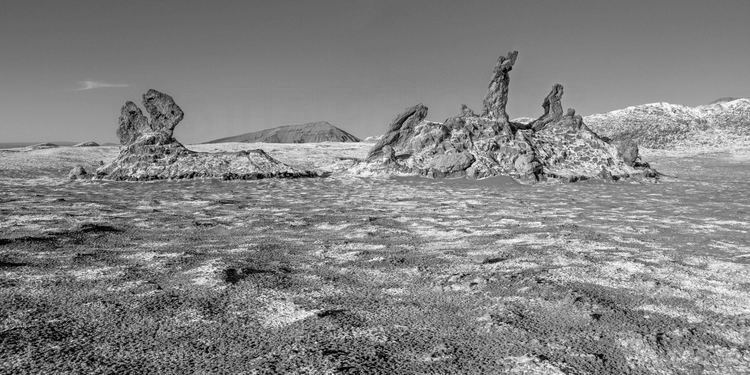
[
  {"left": 207, "top": 121, "right": 360, "bottom": 144},
  {"left": 529, "top": 84, "right": 565, "bottom": 132},
  {"left": 355, "top": 51, "right": 657, "bottom": 182},
  {"left": 97, "top": 90, "right": 319, "bottom": 181},
  {"left": 73, "top": 141, "right": 100, "bottom": 147}
]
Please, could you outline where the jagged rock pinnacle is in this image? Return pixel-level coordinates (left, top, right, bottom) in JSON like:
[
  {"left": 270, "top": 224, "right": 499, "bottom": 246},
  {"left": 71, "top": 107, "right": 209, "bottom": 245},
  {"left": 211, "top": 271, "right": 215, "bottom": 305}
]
[
  {"left": 482, "top": 51, "right": 518, "bottom": 122},
  {"left": 530, "top": 84, "right": 564, "bottom": 132}
]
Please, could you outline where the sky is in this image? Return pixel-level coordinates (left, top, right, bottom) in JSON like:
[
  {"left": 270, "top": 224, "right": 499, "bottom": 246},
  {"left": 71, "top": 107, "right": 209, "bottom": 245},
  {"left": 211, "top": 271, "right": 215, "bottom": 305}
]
[{"left": 0, "top": 0, "right": 748, "bottom": 144}]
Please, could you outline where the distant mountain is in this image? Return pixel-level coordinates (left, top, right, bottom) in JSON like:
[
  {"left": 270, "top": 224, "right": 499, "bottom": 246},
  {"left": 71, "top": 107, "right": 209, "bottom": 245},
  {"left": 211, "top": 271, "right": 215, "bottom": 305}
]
[
  {"left": 584, "top": 98, "right": 750, "bottom": 149},
  {"left": 0, "top": 141, "right": 76, "bottom": 149},
  {"left": 206, "top": 121, "right": 360, "bottom": 144}
]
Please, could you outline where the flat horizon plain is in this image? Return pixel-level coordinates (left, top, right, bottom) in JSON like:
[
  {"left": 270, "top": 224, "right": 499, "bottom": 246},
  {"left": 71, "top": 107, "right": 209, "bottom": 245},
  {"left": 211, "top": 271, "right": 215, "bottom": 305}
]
[{"left": 0, "top": 143, "right": 749, "bottom": 373}]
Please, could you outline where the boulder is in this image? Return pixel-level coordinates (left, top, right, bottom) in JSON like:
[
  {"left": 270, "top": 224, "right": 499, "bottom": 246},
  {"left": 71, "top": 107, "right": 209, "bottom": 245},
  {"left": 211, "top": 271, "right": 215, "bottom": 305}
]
[
  {"left": 611, "top": 137, "right": 639, "bottom": 166},
  {"left": 68, "top": 165, "right": 87, "bottom": 180},
  {"left": 97, "top": 89, "right": 319, "bottom": 181},
  {"left": 73, "top": 141, "right": 100, "bottom": 147}
]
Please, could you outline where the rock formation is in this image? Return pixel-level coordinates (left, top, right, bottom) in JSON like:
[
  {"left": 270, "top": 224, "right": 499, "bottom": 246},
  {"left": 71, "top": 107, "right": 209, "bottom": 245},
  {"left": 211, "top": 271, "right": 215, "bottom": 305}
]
[
  {"left": 528, "top": 84, "right": 564, "bottom": 132},
  {"left": 97, "top": 89, "right": 319, "bottom": 181},
  {"left": 353, "top": 51, "right": 657, "bottom": 182},
  {"left": 206, "top": 121, "right": 360, "bottom": 144},
  {"left": 482, "top": 51, "right": 518, "bottom": 122}
]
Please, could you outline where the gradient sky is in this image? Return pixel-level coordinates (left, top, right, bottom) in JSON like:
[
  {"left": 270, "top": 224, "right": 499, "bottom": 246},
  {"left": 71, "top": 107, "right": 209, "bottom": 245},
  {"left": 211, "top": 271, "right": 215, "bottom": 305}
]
[{"left": 1, "top": 0, "right": 748, "bottom": 143}]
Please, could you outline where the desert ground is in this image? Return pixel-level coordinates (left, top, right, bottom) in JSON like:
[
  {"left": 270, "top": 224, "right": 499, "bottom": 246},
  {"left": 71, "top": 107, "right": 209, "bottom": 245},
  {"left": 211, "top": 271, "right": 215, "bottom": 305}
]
[{"left": 1, "top": 142, "right": 748, "bottom": 374}]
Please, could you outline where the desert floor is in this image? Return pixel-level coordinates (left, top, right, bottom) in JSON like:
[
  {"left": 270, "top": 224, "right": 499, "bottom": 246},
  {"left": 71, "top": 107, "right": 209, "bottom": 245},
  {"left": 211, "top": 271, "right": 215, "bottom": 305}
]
[{"left": 0, "top": 143, "right": 748, "bottom": 374}]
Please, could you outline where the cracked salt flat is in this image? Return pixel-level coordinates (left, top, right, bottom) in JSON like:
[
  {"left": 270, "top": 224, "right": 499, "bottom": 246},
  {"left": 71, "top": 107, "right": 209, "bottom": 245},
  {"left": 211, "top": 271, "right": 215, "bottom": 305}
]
[{"left": 1, "top": 144, "right": 749, "bottom": 373}]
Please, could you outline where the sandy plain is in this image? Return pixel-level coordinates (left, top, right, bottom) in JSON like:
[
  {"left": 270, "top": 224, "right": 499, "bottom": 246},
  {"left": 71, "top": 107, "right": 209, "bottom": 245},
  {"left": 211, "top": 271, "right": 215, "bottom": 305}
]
[{"left": 0, "top": 142, "right": 748, "bottom": 374}]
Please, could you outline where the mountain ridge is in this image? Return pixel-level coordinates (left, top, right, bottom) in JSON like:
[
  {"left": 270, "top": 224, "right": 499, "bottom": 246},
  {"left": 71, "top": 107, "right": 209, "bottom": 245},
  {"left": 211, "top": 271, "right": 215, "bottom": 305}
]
[
  {"left": 206, "top": 121, "right": 360, "bottom": 144},
  {"left": 583, "top": 98, "right": 750, "bottom": 149}
]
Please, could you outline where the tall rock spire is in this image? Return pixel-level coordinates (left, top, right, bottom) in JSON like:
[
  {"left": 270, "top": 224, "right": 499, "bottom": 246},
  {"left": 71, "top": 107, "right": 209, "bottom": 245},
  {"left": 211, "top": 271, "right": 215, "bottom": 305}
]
[{"left": 482, "top": 50, "right": 518, "bottom": 122}]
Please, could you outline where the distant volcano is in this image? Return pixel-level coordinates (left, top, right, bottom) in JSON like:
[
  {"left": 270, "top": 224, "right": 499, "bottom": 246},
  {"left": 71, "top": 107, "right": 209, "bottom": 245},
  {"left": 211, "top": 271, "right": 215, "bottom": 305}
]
[{"left": 206, "top": 121, "right": 360, "bottom": 144}]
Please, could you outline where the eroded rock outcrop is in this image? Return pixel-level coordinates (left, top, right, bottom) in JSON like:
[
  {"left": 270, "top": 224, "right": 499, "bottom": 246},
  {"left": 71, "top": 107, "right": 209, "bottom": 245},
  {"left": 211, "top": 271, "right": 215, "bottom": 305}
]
[
  {"left": 482, "top": 51, "right": 518, "bottom": 122},
  {"left": 353, "top": 51, "right": 657, "bottom": 182},
  {"left": 97, "top": 90, "right": 319, "bottom": 181}
]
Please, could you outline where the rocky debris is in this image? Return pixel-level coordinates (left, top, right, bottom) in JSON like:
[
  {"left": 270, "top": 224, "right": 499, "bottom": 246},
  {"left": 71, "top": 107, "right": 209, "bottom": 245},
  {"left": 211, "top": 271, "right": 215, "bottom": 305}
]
[
  {"left": 68, "top": 165, "right": 87, "bottom": 180},
  {"left": 73, "top": 141, "right": 100, "bottom": 147},
  {"left": 482, "top": 51, "right": 518, "bottom": 122},
  {"left": 97, "top": 90, "right": 319, "bottom": 181},
  {"left": 353, "top": 51, "right": 658, "bottom": 183},
  {"left": 206, "top": 121, "right": 360, "bottom": 144},
  {"left": 584, "top": 98, "right": 750, "bottom": 149}
]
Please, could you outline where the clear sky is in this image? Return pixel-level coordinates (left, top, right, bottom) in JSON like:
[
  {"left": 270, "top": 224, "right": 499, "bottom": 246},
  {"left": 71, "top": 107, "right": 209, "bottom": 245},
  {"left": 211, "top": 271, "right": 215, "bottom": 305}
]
[{"left": 1, "top": 0, "right": 748, "bottom": 143}]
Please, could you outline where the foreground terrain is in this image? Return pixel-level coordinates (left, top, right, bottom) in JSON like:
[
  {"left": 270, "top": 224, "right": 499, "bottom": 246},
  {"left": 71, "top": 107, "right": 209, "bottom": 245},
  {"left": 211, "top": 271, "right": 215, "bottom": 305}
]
[{"left": 1, "top": 143, "right": 749, "bottom": 374}]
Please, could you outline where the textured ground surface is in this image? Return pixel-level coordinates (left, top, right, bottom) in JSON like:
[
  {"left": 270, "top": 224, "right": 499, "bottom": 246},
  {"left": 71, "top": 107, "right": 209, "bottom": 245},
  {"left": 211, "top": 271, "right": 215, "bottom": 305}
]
[{"left": 0, "top": 143, "right": 749, "bottom": 374}]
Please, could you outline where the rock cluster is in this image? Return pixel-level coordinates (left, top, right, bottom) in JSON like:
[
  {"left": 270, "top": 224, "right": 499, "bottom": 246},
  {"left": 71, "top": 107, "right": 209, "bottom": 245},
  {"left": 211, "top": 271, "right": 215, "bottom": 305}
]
[
  {"left": 96, "top": 90, "right": 319, "bottom": 181},
  {"left": 356, "top": 51, "right": 657, "bottom": 182}
]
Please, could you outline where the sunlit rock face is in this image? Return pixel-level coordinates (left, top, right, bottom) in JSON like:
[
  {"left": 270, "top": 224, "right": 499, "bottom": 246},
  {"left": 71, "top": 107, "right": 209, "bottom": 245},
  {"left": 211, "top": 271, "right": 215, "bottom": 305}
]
[
  {"left": 355, "top": 51, "right": 658, "bottom": 183},
  {"left": 585, "top": 98, "right": 750, "bottom": 150},
  {"left": 97, "top": 89, "right": 319, "bottom": 181}
]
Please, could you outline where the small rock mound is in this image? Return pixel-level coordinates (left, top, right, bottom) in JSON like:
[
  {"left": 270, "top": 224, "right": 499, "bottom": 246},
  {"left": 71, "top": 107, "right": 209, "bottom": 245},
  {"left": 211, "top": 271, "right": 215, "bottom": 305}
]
[
  {"left": 96, "top": 90, "right": 319, "bottom": 181},
  {"left": 73, "top": 141, "right": 99, "bottom": 147},
  {"left": 68, "top": 165, "right": 88, "bottom": 180},
  {"left": 354, "top": 51, "right": 657, "bottom": 182}
]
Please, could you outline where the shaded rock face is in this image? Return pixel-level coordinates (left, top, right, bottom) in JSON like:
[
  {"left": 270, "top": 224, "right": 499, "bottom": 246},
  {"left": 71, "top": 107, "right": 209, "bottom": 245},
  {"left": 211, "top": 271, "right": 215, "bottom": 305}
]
[
  {"left": 142, "top": 89, "right": 184, "bottom": 134},
  {"left": 355, "top": 52, "right": 657, "bottom": 183},
  {"left": 367, "top": 104, "right": 429, "bottom": 161},
  {"left": 117, "top": 102, "right": 150, "bottom": 145},
  {"left": 97, "top": 90, "right": 318, "bottom": 181},
  {"left": 529, "top": 84, "right": 564, "bottom": 132},
  {"left": 68, "top": 165, "right": 87, "bottom": 180},
  {"left": 482, "top": 51, "right": 518, "bottom": 122}
]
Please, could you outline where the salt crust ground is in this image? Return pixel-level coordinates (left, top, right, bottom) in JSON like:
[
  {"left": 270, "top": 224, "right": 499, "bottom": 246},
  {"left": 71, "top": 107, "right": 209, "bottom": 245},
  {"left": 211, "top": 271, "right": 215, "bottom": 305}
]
[{"left": 0, "top": 142, "right": 748, "bottom": 373}]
